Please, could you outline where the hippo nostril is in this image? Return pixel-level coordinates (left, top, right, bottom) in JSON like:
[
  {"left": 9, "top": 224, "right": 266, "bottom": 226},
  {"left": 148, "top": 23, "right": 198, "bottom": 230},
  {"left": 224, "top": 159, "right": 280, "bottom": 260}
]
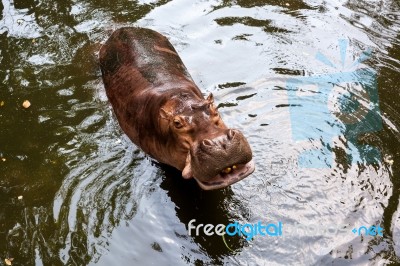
[
  {"left": 202, "top": 139, "right": 213, "bottom": 147},
  {"left": 227, "top": 129, "right": 235, "bottom": 140}
]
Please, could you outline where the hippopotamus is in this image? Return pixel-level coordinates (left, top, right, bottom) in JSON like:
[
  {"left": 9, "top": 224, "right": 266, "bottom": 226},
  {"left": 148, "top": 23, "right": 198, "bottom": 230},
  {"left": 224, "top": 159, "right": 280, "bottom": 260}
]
[{"left": 99, "top": 27, "right": 254, "bottom": 190}]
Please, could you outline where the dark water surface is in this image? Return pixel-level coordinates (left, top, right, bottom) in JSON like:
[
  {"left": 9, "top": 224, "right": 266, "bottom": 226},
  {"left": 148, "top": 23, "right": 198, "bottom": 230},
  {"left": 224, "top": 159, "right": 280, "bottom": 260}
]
[{"left": 1, "top": 0, "right": 399, "bottom": 265}]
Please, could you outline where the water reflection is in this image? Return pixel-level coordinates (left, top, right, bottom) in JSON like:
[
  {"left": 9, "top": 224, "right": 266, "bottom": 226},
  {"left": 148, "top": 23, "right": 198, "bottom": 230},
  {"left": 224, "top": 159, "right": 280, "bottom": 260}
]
[
  {"left": 212, "top": 0, "right": 316, "bottom": 11},
  {"left": 160, "top": 165, "right": 248, "bottom": 261}
]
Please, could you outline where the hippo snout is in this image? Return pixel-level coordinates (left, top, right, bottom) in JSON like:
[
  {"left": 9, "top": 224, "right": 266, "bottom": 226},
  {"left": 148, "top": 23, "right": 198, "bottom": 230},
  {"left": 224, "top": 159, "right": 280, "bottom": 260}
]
[
  {"left": 200, "top": 129, "right": 237, "bottom": 151},
  {"left": 191, "top": 129, "right": 253, "bottom": 181}
]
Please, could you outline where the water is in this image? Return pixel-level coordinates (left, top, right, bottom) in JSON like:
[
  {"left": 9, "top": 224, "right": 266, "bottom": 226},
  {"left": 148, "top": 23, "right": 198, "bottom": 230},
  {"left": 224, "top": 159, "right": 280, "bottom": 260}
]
[{"left": 0, "top": 0, "right": 399, "bottom": 265}]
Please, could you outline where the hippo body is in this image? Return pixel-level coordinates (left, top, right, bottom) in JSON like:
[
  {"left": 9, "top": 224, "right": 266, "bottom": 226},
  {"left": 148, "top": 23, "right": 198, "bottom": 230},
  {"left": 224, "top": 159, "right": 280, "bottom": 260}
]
[{"left": 99, "top": 27, "right": 254, "bottom": 190}]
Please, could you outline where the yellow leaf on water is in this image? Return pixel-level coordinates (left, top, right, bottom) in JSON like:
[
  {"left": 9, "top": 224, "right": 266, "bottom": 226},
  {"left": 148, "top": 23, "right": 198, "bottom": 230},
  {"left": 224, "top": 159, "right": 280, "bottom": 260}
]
[
  {"left": 384, "top": 157, "right": 394, "bottom": 165},
  {"left": 0, "top": 101, "right": 4, "bottom": 106},
  {"left": 22, "top": 100, "right": 31, "bottom": 109},
  {"left": 5, "top": 258, "right": 13, "bottom": 265}
]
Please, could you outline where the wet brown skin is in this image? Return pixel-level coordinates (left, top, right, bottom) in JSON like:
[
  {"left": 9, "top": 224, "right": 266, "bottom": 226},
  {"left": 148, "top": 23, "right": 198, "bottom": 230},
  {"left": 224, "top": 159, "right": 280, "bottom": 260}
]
[{"left": 99, "top": 27, "right": 254, "bottom": 190}]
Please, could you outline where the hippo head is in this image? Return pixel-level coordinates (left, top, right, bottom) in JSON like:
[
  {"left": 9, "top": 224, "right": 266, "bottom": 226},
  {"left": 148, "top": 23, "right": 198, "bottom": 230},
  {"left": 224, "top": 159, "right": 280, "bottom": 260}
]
[{"left": 158, "top": 91, "right": 254, "bottom": 190}]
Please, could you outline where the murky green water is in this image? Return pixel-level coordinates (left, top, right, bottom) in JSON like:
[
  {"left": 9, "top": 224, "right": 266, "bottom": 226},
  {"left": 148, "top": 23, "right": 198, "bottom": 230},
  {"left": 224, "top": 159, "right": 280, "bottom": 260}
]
[{"left": 0, "top": 0, "right": 399, "bottom": 265}]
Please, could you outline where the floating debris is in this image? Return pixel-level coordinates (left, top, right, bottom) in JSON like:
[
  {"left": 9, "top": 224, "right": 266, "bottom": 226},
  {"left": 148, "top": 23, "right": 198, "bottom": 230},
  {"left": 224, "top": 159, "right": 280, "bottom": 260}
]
[
  {"left": 18, "top": 196, "right": 23, "bottom": 200},
  {"left": 1, "top": 158, "right": 5, "bottom": 162},
  {"left": 384, "top": 157, "right": 394, "bottom": 165},
  {"left": 5, "top": 258, "right": 13, "bottom": 266},
  {"left": 22, "top": 100, "right": 31, "bottom": 109},
  {"left": 0, "top": 101, "right": 4, "bottom": 107}
]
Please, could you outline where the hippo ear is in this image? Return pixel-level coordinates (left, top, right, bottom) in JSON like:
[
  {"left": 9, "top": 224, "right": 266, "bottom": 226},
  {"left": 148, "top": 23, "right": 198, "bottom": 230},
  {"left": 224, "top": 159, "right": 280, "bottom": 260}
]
[
  {"left": 206, "top": 93, "right": 214, "bottom": 103},
  {"left": 160, "top": 108, "right": 172, "bottom": 119}
]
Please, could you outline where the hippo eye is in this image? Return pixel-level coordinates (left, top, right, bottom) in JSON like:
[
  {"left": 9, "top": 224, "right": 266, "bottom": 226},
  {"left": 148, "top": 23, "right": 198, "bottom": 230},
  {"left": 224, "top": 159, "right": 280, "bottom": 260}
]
[{"left": 173, "top": 119, "right": 183, "bottom": 129}]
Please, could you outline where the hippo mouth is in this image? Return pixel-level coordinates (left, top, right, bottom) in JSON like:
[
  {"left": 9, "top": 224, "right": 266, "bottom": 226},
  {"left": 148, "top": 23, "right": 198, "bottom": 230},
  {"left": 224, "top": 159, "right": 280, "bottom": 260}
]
[
  {"left": 195, "top": 160, "right": 255, "bottom": 190},
  {"left": 182, "top": 152, "right": 255, "bottom": 190}
]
